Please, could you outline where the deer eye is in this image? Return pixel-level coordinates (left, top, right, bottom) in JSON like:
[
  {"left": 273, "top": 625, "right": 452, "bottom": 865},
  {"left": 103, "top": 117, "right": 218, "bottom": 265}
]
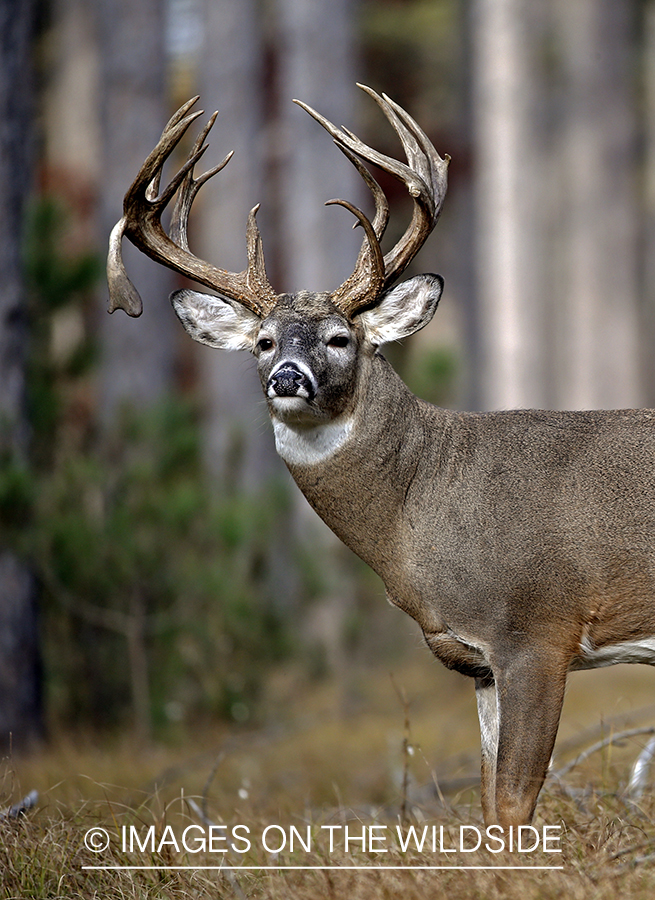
[
  {"left": 327, "top": 334, "right": 349, "bottom": 349},
  {"left": 257, "top": 337, "right": 274, "bottom": 352}
]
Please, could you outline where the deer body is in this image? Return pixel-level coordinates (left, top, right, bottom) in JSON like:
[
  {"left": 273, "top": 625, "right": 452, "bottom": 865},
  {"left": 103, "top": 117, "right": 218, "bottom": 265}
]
[
  {"left": 287, "top": 383, "right": 655, "bottom": 825},
  {"left": 275, "top": 340, "right": 655, "bottom": 664},
  {"left": 107, "top": 87, "right": 655, "bottom": 828}
]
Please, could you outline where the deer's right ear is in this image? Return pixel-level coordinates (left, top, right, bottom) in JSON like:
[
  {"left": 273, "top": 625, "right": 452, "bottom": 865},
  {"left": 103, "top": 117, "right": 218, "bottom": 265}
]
[{"left": 171, "top": 289, "right": 262, "bottom": 352}]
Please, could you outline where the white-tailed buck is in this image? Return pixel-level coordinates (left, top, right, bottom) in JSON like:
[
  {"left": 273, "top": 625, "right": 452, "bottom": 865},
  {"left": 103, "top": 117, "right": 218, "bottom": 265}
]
[{"left": 108, "top": 86, "right": 655, "bottom": 828}]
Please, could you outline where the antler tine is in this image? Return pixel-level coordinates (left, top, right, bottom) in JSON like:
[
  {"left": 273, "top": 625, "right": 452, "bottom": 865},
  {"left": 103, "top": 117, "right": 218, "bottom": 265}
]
[
  {"left": 107, "top": 106, "right": 205, "bottom": 316},
  {"left": 293, "top": 84, "right": 448, "bottom": 316},
  {"left": 334, "top": 141, "right": 389, "bottom": 240},
  {"left": 326, "top": 198, "right": 385, "bottom": 316},
  {"left": 169, "top": 110, "right": 233, "bottom": 251},
  {"left": 145, "top": 96, "right": 202, "bottom": 201},
  {"left": 328, "top": 141, "right": 389, "bottom": 316},
  {"left": 127, "top": 109, "right": 206, "bottom": 210},
  {"left": 107, "top": 97, "right": 277, "bottom": 318},
  {"left": 360, "top": 85, "right": 449, "bottom": 281}
]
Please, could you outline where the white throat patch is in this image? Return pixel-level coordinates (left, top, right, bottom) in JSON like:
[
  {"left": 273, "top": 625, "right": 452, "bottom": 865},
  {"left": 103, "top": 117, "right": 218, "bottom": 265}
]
[{"left": 272, "top": 416, "right": 355, "bottom": 467}]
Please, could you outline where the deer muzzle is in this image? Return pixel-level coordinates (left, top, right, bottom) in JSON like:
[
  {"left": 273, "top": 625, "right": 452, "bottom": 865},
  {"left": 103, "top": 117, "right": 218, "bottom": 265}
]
[{"left": 267, "top": 364, "right": 315, "bottom": 401}]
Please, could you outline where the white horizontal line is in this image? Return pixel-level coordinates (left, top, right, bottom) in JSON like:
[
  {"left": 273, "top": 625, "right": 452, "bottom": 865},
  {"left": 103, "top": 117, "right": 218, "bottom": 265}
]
[{"left": 82, "top": 865, "right": 564, "bottom": 871}]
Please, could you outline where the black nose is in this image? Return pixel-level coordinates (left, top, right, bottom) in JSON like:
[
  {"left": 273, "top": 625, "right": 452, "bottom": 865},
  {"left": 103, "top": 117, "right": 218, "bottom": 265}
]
[{"left": 268, "top": 365, "right": 314, "bottom": 400}]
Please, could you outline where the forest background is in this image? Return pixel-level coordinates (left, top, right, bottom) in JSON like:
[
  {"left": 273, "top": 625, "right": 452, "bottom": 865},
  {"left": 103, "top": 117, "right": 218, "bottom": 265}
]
[{"left": 2, "top": 0, "right": 655, "bottom": 774}]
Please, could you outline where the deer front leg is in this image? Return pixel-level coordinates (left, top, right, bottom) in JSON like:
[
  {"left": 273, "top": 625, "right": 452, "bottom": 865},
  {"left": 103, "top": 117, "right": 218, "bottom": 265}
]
[
  {"left": 489, "top": 650, "right": 568, "bottom": 827},
  {"left": 475, "top": 675, "right": 499, "bottom": 824}
]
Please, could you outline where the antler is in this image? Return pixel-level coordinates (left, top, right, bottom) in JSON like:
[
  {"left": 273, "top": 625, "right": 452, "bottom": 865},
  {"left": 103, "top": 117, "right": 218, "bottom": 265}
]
[
  {"left": 107, "top": 96, "right": 277, "bottom": 318},
  {"left": 293, "top": 83, "right": 449, "bottom": 318},
  {"left": 108, "top": 89, "right": 446, "bottom": 322}
]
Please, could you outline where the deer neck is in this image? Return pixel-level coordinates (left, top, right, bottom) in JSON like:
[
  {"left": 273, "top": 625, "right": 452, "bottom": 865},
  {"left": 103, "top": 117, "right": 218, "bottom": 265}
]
[{"left": 271, "top": 354, "right": 447, "bottom": 582}]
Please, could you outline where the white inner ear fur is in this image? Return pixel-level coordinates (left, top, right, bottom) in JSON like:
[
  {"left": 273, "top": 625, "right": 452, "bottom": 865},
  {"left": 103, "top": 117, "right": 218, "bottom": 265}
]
[
  {"left": 170, "top": 289, "right": 261, "bottom": 352},
  {"left": 357, "top": 273, "right": 443, "bottom": 346}
]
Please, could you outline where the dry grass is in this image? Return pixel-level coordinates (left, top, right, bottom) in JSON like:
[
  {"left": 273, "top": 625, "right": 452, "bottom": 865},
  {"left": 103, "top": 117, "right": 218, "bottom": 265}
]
[{"left": 3, "top": 653, "right": 655, "bottom": 899}]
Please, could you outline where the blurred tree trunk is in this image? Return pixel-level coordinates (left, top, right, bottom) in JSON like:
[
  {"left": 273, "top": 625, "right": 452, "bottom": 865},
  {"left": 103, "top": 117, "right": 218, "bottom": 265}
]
[
  {"left": 643, "top": 0, "right": 655, "bottom": 406},
  {"left": 554, "top": 0, "right": 641, "bottom": 409},
  {"left": 276, "top": 0, "right": 361, "bottom": 292},
  {"left": 0, "top": 0, "right": 43, "bottom": 751},
  {"left": 276, "top": 0, "right": 361, "bottom": 668},
  {"left": 471, "top": 0, "right": 548, "bottom": 410},
  {"left": 43, "top": 0, "right": 100, "bottom": 208},
  {"left": 194, "top": 0, "right": 279, "bottom": 488},
  {"left": 96, "top": 0, "right": 176, "bottom": 418}
]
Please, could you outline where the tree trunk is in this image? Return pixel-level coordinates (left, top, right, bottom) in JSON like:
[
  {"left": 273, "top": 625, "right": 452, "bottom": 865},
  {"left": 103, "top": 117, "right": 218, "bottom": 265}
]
[
  {"left": 193, "top": 0, "right": 279, "bottom": 488},
  {"left": 96, "top": 0, "right": 176, "bottom": 418},
  {"left": 0, "top": 0, "right": 43, "bottom": 751},
  {"left": 553, "top": 0, "right": 641, "bottom": 410},
  {"left": 471, "top": 0, "right": 548, "bottom": 410},
  {"left": 275, "top": 0, "right": 361, "bottom": 669},
  {"left": 43, "top": 0, "right": 101, "bottom": 200},
  {"left": 276, "top": 0, "right": 361, "bottom": 292},
  {"left": 642, "top": 1, "right": 655, "bottom": 406}
]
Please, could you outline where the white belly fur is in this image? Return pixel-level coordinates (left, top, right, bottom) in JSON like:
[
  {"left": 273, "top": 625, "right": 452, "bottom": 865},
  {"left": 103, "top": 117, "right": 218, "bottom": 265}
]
[{"left": 571, "top": 635, "right": 655, "bottom": 670}]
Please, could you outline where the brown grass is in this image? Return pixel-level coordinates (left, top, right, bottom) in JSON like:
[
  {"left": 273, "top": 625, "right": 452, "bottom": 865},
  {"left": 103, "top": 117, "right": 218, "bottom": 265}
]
[{"left": 3, "top": 653, "right": 655, "bottom": 899}]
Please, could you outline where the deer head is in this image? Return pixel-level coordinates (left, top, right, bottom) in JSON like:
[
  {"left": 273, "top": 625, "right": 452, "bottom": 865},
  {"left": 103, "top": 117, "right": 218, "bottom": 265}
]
[{"left": 107, "top": 86, "right": 448, "bottom": 434}]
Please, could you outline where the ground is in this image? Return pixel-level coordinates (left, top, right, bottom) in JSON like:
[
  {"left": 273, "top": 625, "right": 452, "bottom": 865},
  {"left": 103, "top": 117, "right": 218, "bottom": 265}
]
[{"left": 3, "top": 632, "right": 655, "bottom": 899}]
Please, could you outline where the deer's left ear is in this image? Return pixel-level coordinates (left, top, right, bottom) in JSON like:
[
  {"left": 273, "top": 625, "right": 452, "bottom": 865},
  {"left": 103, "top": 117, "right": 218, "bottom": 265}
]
[{"left": 357, "top": 273, "right": 443, "bottom": 346}]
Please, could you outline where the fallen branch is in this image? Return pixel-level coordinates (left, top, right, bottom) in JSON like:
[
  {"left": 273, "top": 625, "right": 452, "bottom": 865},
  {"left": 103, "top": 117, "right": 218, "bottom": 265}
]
[
  {"left": 0, "top": 789, "right": 38, "bottom": 822},
  {"left": 550, "top": 727, "right": 655, "bottom": 782},
  {"left": 626, "top": 734, "right": 655, "bottom": 800}
]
